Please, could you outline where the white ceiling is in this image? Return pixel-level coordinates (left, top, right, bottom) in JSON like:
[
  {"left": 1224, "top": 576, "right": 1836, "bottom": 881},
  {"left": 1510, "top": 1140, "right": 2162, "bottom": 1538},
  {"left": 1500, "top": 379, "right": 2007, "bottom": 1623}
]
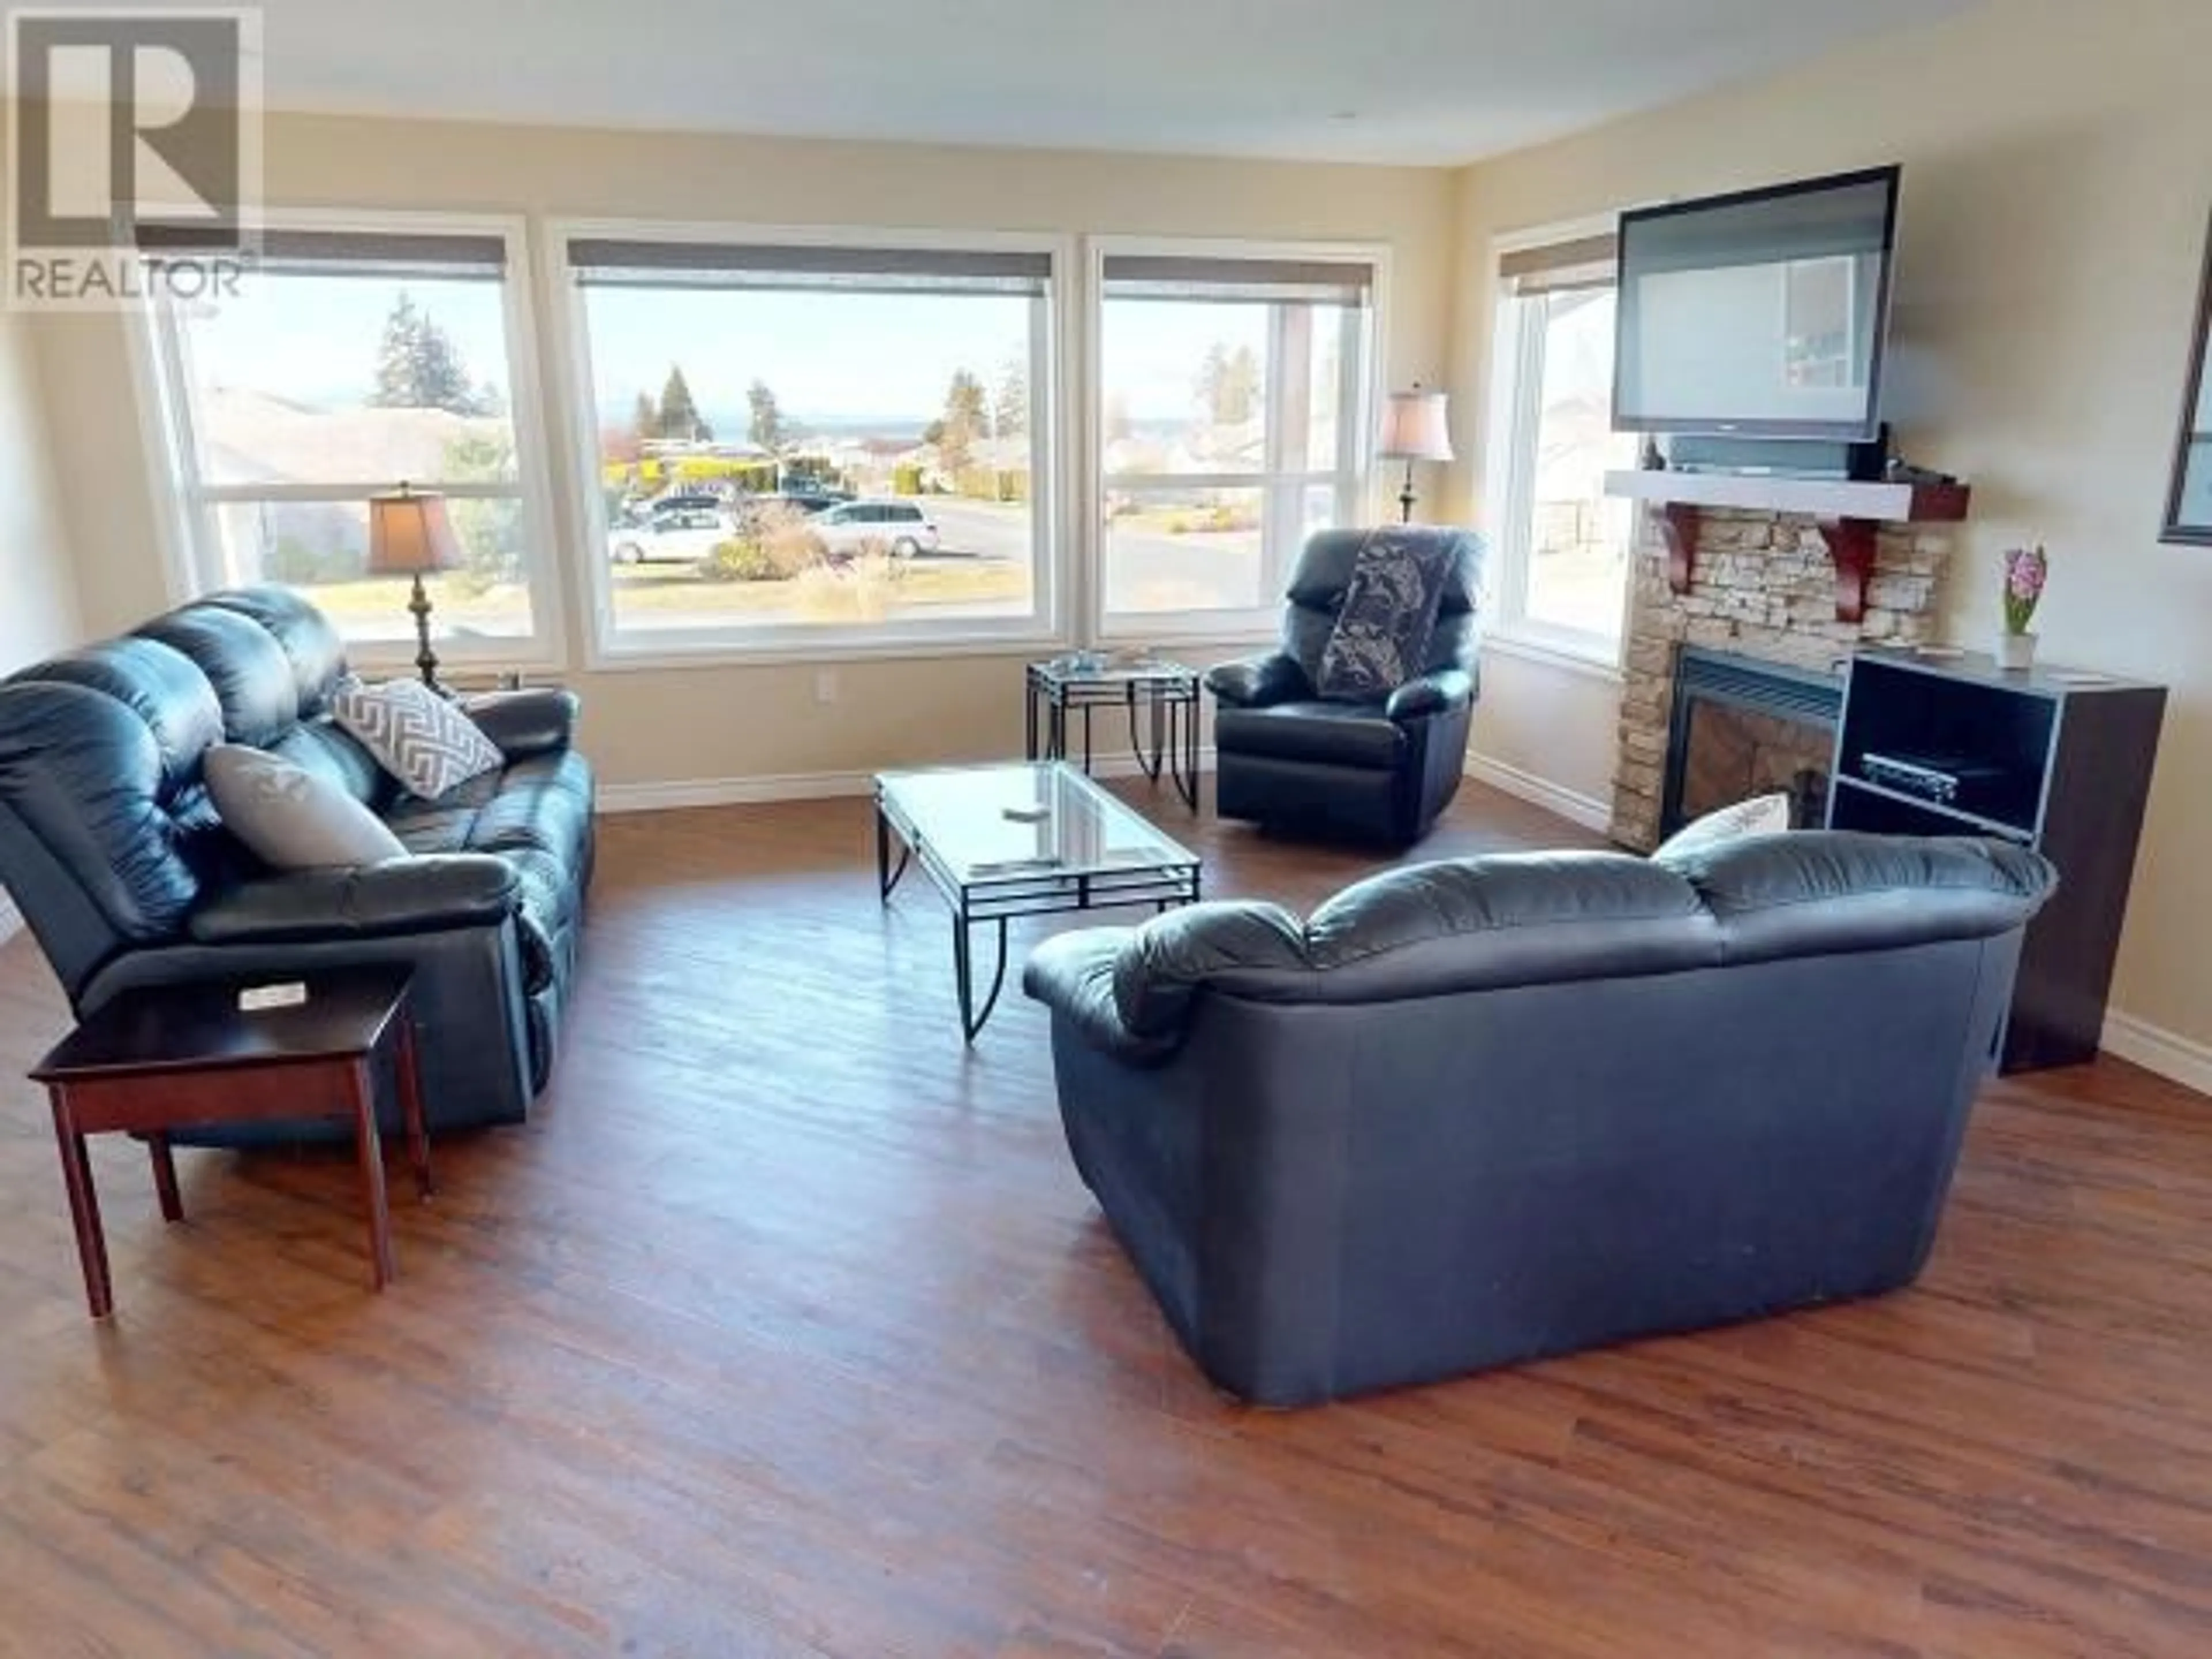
[{"left": 221, "top": 0, "right": 1969, "bottom": 166}]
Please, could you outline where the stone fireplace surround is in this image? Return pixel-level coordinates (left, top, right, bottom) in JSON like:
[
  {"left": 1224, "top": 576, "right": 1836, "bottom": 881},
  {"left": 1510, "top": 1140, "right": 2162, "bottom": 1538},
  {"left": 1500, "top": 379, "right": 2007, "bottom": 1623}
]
[{"left": 1612, "top": 506, "right": 1952, "bottom": 849}]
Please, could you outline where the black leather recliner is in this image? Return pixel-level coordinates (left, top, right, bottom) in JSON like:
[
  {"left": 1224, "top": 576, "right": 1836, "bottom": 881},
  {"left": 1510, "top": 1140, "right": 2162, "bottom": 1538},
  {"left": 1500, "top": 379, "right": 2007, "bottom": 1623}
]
[
  {"left": 0, "top": 587, "right": 594, "bottom": 1138},
  {"left": 1206, "top": 527, "right": 1482, "bottom": 847},
  {"left": 1024, "top": 831, "right": 2058, "bottom": 1406}
]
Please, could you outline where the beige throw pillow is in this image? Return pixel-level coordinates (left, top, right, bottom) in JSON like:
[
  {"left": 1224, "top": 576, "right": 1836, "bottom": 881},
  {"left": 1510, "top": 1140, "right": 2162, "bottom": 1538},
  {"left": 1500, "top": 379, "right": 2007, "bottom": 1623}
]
[
  {"left": 203, "top": 744, "right": 407, "bottom": 870},
  {"left": 331, "top": 677, "right": 505, "bottom": 800},
  {"left": 1654, "top": 792, "right": 1794, "bottom": 860}
]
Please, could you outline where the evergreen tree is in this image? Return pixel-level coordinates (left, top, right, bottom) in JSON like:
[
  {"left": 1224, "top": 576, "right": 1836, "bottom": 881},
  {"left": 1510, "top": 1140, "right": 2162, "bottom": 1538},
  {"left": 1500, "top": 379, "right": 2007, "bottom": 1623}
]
[
  {"left": 1195, "top": 341, "right": 1260, "bottom": 426},
  {"left": 367, "top": 290, "right": 482, "bottom": 415},
  {"left": 657, "top": 365, "right": 709, "bottom": 442},
  {"left": 747, "top": 380, "right": 787, "bottom": 450},
  {"left": 1219, "top": 345, "right": 1261, "bottom": 426},
  {"left": 371, "top": 293, "right": 426, "bottom": 408},
  {"left": 993, "top": 357, "right": 1028, "bottom": 439},
  {"left": 1195, "top": 342, "right": 1227, "bottom": 423},
  {"left": 631, "top": 390, "right": 660, "bottom": 442},
  {"left": 936, "top": 369, "right": 990, "bottom": 472},
  {"left": 410, "top": 320, "right": 475, "bottom": 415}
]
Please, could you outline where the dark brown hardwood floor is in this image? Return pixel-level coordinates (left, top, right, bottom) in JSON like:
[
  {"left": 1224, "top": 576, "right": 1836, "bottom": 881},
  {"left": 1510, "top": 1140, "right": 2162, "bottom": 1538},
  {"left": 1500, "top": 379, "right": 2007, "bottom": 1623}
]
[{"left": 3, "top": 779, "right": 2211, "bottom": 1657}]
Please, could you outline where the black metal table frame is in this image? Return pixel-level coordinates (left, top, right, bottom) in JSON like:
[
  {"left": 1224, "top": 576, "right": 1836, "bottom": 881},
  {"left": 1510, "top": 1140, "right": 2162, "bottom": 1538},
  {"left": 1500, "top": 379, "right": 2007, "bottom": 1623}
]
[
  {"left": 1024, "top": 665, "right": 1201, "bottom": 811},
  {"left": 875, "top": 781, "right": 1202, "bottom": 1043}
]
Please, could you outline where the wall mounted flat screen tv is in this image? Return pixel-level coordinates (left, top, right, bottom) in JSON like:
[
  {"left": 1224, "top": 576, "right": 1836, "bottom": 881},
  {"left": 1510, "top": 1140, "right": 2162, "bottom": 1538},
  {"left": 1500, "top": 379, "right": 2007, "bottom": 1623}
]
[{"left": 1614, "top": 165, "right": 1901, "bottom": 440}]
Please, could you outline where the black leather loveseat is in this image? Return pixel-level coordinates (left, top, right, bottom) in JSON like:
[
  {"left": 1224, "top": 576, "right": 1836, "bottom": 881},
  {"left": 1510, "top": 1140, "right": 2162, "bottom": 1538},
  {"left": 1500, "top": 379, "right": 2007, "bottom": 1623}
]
[
  {"left": 1025, "top": 831, "right": 2056, "bottom": 1406},
  {"left": 0, "top": 588, "right": 593, "bottom": 1135}
]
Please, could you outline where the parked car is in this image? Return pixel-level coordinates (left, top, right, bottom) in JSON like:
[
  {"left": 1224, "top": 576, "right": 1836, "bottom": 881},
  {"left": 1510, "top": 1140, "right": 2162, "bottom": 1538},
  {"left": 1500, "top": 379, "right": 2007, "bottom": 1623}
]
[
  {"left": 775, "top": 490, "right": 850, "bottom": 516},
  {"left": 609, "top": 497, "right": 736, "bottom": 565},
  {"left": 808, "top": 500, "right": 941, "bottom": 559}
]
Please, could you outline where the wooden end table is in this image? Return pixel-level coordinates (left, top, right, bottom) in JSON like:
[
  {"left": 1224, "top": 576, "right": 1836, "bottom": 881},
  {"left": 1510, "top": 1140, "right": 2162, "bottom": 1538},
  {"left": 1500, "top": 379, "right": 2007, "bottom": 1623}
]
[{"left": 29, "top": 968, "right": 433, "bottom": 1319}]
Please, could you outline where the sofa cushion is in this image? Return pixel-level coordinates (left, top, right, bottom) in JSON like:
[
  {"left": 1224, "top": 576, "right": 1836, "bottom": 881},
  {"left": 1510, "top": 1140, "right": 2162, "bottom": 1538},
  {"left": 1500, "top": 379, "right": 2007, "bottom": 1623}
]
[
  {"left": 137, "top": 606, "right": 302, "bottom": 747},
  {"left": 196, "top": 588, "right": 350, "bottom": 718},
  {"left": 332, "top": 678, "right": 505, "bottom": 800},
  {"left": 1657, "top": 831, "right": 2058, "bottom": 965},
  {"left": 203, "top": 744, "right": 406, "bottom": 870},
  {"left": 1315, "top": 530, "right": 1454, "bottom": 700},
  {"left": 378, "top": 749, "right": 593, "bottom": 995},
  {"left": 1214, "top": 700, "right": 1406, "bottom": 771}
]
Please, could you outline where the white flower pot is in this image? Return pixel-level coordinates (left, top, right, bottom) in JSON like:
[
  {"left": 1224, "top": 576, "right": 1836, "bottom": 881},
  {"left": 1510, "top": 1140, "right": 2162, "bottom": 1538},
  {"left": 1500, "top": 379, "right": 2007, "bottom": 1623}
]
[{"left": 1996, "top": 632, "right": 2037, "bottom": 671}]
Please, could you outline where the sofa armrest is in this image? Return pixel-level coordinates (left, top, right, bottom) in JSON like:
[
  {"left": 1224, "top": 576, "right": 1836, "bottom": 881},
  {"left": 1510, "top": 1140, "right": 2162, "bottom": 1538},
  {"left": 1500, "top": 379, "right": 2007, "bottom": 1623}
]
[
  {"left": 1385, "top": 667, "right": 1475, "bottom": 725},
  {"left": 460, "top": 687, "right": 578, "bottom": 761},
  {"left": 1026, "top": 902, "right": 1310, "bottom": 1064},
  {"left": 1205, "top": 652, "right": 1309, "bottom": 710},
  {"left": 1022, "top": 930, "right": 1175, "bottom": 1065},
  {"left": 188, "top": 855, "right": 520, "bottom": 946}
]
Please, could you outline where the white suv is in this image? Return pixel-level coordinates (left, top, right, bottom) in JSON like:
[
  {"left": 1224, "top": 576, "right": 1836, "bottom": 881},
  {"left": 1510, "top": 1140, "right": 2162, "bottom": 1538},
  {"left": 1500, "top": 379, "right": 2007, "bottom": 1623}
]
[
  {"left": 608, "top": 497, "right": 734, "bottom": 565},
  {"left": 809, "top": 500, "right": 941, "bottom": 559}
]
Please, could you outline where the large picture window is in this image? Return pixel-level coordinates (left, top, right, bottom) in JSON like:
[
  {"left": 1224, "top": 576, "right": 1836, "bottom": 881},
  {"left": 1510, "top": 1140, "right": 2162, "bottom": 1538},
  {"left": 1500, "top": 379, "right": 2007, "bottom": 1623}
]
[
  {"left": 559, "top": 230, "right": 1062, "bottom": 657},
  {"left": 147, "top": 218, "right": 558, "bottom": 661},
  {"left": 1484, "top": 229, "right": 1637, "bottom": 662},
  {"left": 1094, "top": 246, "right": 1376, "bottom": 637}
]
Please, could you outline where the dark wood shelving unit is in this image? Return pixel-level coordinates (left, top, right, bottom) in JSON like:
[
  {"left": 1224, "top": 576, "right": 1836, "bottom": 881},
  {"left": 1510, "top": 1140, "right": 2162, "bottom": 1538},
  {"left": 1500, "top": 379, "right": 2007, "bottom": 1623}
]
[{"left": 1824, "top": 648, "right": 2167, "bottom": 1073}]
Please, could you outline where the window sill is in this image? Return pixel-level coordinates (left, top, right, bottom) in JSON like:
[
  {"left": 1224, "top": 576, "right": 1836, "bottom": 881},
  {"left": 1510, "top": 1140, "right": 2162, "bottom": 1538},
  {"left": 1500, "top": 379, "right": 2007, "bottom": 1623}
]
[
  {"left": 582, "top": 629, "right": 1071, "bottom": 673},
  {"left": 1483, "top": 627, "right": 1626, "bottom": 683},
  {"left": 346, "top": 646, "right": 568, "bottom": 680}
]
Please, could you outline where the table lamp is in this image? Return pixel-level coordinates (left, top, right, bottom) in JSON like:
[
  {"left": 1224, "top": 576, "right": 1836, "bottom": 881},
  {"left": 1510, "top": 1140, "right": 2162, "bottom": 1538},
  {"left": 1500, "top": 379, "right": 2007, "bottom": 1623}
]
[
  {"left": 367, "top": 483, "right": 461, "bottom": 691},
  {"left": 1378, "top": 385, "right": 1455, "bottom": 524}
]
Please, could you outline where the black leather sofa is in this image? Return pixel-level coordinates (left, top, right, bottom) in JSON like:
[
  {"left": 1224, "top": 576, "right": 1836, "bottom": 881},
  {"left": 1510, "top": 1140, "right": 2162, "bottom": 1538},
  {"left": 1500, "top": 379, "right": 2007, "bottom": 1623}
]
[
  {"left": 0, "top": 588, "right": 593, "bottom": 1138},
  {"left": 1025, "top": 832, "right": 2057, "bottom": 1406},
  {"left": 1207, "top": 527, "right": 1482, "bottom": 846}
]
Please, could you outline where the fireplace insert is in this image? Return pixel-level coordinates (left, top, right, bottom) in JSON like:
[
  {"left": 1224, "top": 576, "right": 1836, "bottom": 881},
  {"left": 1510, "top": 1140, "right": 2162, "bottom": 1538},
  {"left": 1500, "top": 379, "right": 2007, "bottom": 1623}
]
[{"left": 1662, "top": 648, "right": 1844, "bottom": 838}]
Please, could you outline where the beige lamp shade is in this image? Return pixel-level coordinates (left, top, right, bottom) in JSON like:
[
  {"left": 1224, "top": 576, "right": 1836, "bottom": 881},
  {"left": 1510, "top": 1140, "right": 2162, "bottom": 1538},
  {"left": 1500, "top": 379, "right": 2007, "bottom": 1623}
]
[
  {"left": 1379, "top": 388, "right": 1455, "bottom": 463},
  {"left": 367, "top": 487, "right": 462, "bottom": 577}
]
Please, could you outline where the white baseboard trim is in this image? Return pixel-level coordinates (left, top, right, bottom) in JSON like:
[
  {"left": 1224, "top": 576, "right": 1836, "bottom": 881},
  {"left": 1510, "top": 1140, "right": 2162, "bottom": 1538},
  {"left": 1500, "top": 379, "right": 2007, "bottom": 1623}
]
[
  {"left": 597, "top": 749, "right": 1217, "bottom": 815},
  {"left": 598, "top": 770, "right": 876, "bottom": 812},
  {"left": 1465, "top": 753, "right": 1613, "bottom": 835},
  {"left": 2100, "top": 1009, "right": 2212, "bottom": 1100},
  {"left": 0, "top": 891, "right": 20, "bottom": 944}
]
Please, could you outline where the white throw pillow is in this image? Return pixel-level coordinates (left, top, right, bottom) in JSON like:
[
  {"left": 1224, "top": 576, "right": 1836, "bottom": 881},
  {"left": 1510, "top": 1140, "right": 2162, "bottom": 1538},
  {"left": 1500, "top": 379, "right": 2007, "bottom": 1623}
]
[
  {"left": 1654, "top": 791, "right": 1794, "bottom": 860},
  {"left": 203, "top": 744, "right": 407, "bottom": 869},
  {"left": 330, "top": 677, "right": 505, "bottom": 800}
]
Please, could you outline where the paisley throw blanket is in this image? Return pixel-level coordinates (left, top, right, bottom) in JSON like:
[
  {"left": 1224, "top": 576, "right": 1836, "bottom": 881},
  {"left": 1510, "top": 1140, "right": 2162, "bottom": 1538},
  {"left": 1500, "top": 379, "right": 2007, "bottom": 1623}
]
[{"left": 1313, "top": 527, "right": 1453, "bottom": 700}]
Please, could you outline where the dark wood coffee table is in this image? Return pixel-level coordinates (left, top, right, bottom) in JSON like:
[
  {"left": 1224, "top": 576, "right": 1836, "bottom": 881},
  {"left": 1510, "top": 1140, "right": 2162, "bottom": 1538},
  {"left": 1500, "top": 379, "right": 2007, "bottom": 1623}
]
[{"left": 29, "top": 968, "right": 433, "bottom": 1319}]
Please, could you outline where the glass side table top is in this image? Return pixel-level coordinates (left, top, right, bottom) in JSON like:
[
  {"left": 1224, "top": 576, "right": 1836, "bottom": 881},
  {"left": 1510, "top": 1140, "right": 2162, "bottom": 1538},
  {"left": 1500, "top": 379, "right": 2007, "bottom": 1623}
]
[
  {"left": 876, "top": 762, "right": 1197, "bottom": 885},
  {"left": 1028, "top": 656, "right": 1197, "bottom": 688}
]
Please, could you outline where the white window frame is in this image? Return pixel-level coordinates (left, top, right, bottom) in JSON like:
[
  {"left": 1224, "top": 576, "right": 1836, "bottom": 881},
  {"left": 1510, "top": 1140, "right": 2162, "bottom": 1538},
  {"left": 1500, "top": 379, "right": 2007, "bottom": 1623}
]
[
  {"left": 1086, "top": 235, "right": 1387, "bottom": 646},
  {"left": 138, "top": 207, "right": 569, "bottom": 672},
  {"left": 1482, "top": 214, "right": 1633, "bottom": 674},
  {"left": 544, "top": 218, "right": 1075, "bottom": 669}
]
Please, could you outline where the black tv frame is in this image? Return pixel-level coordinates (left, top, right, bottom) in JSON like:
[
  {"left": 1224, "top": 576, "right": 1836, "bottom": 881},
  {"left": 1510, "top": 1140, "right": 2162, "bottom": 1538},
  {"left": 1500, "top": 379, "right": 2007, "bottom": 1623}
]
[{"left": 1612, "top": 163, "right": 1903, "bottom": 442}]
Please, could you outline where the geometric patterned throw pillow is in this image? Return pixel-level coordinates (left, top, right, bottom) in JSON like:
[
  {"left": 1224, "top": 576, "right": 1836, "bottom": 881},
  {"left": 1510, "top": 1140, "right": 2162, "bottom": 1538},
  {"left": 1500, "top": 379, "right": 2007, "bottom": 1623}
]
[{"left": 329, "top": 677, "right": 504, "bottom": 800}]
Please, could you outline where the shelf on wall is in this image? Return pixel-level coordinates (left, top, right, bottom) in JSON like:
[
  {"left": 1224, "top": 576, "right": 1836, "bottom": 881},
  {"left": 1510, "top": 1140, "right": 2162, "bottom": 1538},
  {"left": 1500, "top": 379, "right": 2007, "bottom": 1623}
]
[{"left": 1602, "top": 469, "right": 1972, "bottom": 624}]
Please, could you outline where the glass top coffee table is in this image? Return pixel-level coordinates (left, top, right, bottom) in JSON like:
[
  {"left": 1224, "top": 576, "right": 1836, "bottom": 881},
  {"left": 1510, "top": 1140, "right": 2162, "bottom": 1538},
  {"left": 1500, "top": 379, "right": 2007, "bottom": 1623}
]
[{"left": 875, "top": 762, "right": 1202, "bottom": 1041}]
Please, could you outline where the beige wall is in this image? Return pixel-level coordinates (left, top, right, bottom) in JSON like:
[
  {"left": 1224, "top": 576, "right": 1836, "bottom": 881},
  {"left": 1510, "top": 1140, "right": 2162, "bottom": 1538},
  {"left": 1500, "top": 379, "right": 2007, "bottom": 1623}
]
[
  {"left": 28, "top": 112, "right": 1458, "bottom": 790},
  {"left": 0, "top": 308, "right": 80, "bottom": 673},
  {"left": 1448, "top": 0, "right": 2212, "bottom": 1054}
]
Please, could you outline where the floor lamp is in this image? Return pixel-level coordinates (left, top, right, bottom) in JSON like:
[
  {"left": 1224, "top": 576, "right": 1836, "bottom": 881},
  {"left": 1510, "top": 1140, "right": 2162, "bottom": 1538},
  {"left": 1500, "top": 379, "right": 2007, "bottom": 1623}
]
[
  {"left": 1379, "top": 386, "right": 1455, "bottom": 524},
  {"left": 368, "top": 484, "right": 462, "bottom": 692}
]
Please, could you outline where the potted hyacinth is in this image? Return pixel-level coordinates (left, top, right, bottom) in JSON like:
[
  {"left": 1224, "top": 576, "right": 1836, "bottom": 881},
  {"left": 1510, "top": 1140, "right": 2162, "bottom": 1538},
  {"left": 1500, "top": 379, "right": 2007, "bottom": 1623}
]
[{"left": 1998, "top": 544, "right": 2048, "bottom": 671}]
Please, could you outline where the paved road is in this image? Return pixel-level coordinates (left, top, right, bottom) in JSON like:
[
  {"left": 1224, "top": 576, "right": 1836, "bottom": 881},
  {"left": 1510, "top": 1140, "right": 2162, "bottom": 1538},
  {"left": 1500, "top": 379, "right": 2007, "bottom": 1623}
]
[{"left": 923, "top": 498, "right": 1264, "bottom": 613}]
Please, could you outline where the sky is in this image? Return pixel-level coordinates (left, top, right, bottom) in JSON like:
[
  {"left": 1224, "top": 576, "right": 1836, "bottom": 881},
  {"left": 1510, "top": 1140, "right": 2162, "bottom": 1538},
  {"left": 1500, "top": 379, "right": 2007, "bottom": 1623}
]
[{"left": 185, "top": 271, "right": 1323, "bottom": 433}]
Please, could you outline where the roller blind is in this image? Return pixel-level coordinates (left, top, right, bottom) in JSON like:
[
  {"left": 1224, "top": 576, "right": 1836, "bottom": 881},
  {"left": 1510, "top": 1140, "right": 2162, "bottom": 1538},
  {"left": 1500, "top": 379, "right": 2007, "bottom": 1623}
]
[
  {"left": 1498, "top": 233, "right": 1618, "bottom": 298},
  {"left": 1100, "top": 254, "right": 1374, "bottom": 307},
  {"left": 135, "top": 224, "right": 508, "bottom": 280},
  {"left": 565, "top": 239, "right": 1052, "bottom": 297}
]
